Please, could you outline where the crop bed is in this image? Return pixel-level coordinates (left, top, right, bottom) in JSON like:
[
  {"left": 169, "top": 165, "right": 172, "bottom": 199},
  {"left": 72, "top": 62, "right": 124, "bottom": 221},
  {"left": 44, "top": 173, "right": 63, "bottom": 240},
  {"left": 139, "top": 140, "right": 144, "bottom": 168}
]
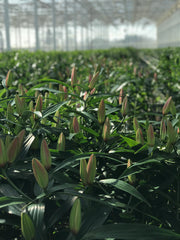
[{"left": 0, "top": 48, "right": 180, "bottom": 240}]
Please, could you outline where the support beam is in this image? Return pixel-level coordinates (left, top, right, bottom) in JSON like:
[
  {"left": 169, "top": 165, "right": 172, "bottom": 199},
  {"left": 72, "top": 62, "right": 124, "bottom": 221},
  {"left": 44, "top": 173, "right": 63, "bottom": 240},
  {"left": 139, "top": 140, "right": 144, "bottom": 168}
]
[
  {"left": 74, "top": 0, "right": 77, "bottom": 50},
  {"left": 64, "top": 0, "right": 69, "bottom": 51},
  {"left": 52, "top": 0, "right": 56, "bottom": 50},
  {"left": 4, "top": 0, "right": 10, "bottom": 50},
  {"left": 34, "top": 0, "right": 39, "bottom": 50}
]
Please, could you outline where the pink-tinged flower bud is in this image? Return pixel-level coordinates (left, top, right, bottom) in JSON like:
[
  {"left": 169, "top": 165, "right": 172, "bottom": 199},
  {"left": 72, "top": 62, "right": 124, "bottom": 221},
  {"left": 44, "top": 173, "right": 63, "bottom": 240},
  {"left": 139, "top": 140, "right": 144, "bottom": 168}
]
[
  {"left": 160, "top": 119, "right": 166, "bottom": 140},
  {"left": 170, "top": 100, "right": 176, "bottom": 115},
  {"left": 102, "top": 117, "right": 110, "bottom": 141},
  {"left": 127, "top": 159, "right": 136, "bottom": 185},
  {"left": 73, "top": 117, "right": 80, "bottom": 133},
  {"left": 133, "top": 117, "right": 139, "bottom": 132},
  {"left": 35, "top": 94, "right": 43, "bottom": 112},
  {"left": 177, "top": 128, "right": 180, "bottom": 134},
  {"left": 87, "top": 154, "right": 96, "bottom": 185},
  {"left": 40, "top": 139, "right": 51, "bottom": 170},
  {"left": 15, "top": 95, "right": 26, "bottom": 115},
  {"left": 162, "top": 96, "right": 172, "bottom": 115},
  {"left": 53, "top": 110, "right": 60, "bottom": 127},
  {"left": 44, "top": 92, "right": 49, "bottom": 108},
  {"left": 29, "top": 100, "right": 34, "bottom": 112},
  {"left": 83, "top": 91, "right": 88, "bottom": 101},
  {"left": 69, "top": 198, "right": 81, "bottom": 235},
  {"left": 21, "top": 212, "right": 35, "bottom": 240},
  {"left": 154, "top": 72, "right": 157, "bottom": 81},
  {"left": 138, "top": 71, "right": 142, "bottom": 78},
  {"left": 16, "top": 129, "right": 25, "bottom": 154},
  {"left": 119, "top": 89, "right": 123, "bottom": 105},
  {"left": 136, "top": 128, "right": 144, "bottom": 145},
  {"left": 7, "top": 137, "right": 19, "bottom": 164},
  {"left": 6, "top": 103, "right": 14, "bottom": 122},
  {"left": 71, "top": 66, "right": 77, "bottom": 87},
  {"left": 147, "top": 124, "right": 155, "bottom": 147},
  {"left": 5, "top": 135, "right": 11, "bottom": 149},
  {"left": 167, "top": 120, "right": 176, "bottom": 144},
  {"left": 0, "top": 139, "right": 7, "bottom": 168},
  {"left": 57, "top": 132, "right": 65, "bottom": 151},
  {"left": 133, "top": 67, "right": 137, "bottom": 76},
  {"left": 5, "top": 70, "right": 13, "bottom": 88},
  {"left": 80, "top": 159, "right": 88, "bottom": 185},
  {"left": 121, "top": 95, "right": 128, "bottom": 117},
  {"left": 90, "top": 88, "right": 96, "bottom": 95},
  {"left": 88, "top": 72, "right": 99, "bottom": 90},
  {"left": 63, "top": 86, "right": 68, "bottom": 100},
  {"left": 18, "top": 83, "right": 26, "bottom": 96},
  {"left": 32, "top": 158, "right": 49, "bottom": 189},
  {"left": 35, "top": 90, "right": 40, "bottom": 98},
  {"left": 98, "top": 99, "right": 105, "bottom": 124}
]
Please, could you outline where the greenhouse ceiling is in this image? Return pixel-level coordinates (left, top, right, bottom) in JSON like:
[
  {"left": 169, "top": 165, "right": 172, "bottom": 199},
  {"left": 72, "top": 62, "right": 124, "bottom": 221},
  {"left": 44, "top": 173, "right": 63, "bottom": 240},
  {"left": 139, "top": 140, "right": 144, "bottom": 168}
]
[{"left": 0, "top": 0, "right": 179, "bottom": 28}]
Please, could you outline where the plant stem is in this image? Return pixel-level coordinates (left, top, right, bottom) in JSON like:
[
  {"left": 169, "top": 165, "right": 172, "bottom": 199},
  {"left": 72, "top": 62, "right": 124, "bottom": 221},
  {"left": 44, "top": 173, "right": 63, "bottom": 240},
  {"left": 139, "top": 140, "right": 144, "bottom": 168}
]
[{"left": 2, "top": 169, "right": 32, "bottom": 201}]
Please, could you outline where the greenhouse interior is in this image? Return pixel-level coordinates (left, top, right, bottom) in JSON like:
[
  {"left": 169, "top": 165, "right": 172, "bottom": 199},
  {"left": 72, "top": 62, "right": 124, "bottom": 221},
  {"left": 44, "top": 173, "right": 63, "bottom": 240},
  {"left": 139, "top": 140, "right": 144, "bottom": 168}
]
[
  {"left": 0, "top": 0, "right": 180, "bottom": 51},
  {"left": 2, "top": 1, "right": 180, "bottom": 240}
]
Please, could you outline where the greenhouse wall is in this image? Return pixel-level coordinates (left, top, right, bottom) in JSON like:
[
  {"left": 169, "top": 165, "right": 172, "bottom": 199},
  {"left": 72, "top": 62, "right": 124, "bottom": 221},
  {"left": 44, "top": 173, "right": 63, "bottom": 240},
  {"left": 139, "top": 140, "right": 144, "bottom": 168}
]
[{"left": 157, "top": 8, "right": 180, "bottom": 48}]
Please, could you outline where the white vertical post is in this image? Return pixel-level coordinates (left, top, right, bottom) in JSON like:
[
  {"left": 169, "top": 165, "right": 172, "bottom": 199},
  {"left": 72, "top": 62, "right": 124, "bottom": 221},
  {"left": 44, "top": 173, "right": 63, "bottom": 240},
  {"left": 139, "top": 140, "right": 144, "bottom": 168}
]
[
  {"left": 74, "top": 0, "right": 77, "bottom": 50},
  {"left": 64, "top": 0, "right": 69, "bottom": 51},
  {"left": 52, "top": 0, "right": 56, "bottom": 50},
  {"left": 4, "top": 0, "right": 10, "bottom": 50},
  {"left": 34, "top": 0, "right": 39, "bottom": 50}
]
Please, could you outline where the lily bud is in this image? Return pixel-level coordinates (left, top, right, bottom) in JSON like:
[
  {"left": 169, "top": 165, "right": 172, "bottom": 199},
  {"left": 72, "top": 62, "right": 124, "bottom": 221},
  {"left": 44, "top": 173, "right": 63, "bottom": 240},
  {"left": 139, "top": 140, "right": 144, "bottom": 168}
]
[
  {"left": 57, "top": 132, "right": 65, "bottom": 151},
  {"left": 69, "top": 198, "right": 81, "bottom": 235},
  {"left": 98, "top": 99, "right": 105, "bottom": 124},
  {"left": 73, "top": 117, "right": 80, "bottom": 133},
  {"left": 0, "top": 139, "right": 7, "bottom": 168},
  {"left": 63, "top": 86, "right": 68, "bottom": 100},
  {"left": 21, "top": 212, "right": 35, "bottom": 240},
  {"left": 6, "top": 103, "right": 14, "bottom": 122},
  {"left": 102, "top": 117, "right": 110, "bottom": 141},
  {"left": 127, "top": 159, "right": 136, "bottom": 185},
  {"left": 90, "top": 88, "right": 96, "bottom": 95},
  {"left": 87, "top": 154, "right": 96, "bottom": 185},
  {"left": 29, "top": 100, "right": 34, "bottom": 112},
  {"left": 88, "top": 72, "right": 99, "bottom": 90},
  {"left": 44, "top": 92, "right": 49, "bottom": 108},
  {"left": 133, "top": 117, "right": 139, "bottom": 132},
  {"left": 136, "top": 128, "right": 144, "bottom": 145},
  {"left": 53, "top": 110, "right": 60, "bottom": 127},
  {"left": 160, "top": 119, "right": 166, "bottom": 140},
  {"left": 162, "top": 96, "right": 172, "bottom": 115},
  {"left": 40, "top": 139, "right": 51, "bottom": 170},
  {"left": 35, "top": 94, "right": 43, "bottom": 112},
  {"left": 15, "top": 95, "right": 25, "bottom": 115},
  {"left": 5, "top": 70, "right": 13, "bottom": 88},
  {"left": 16, "top": 129, "right": 25, "bottom": 154},
  {"left": 121, "top": 95, "right": 128, "bottom": 117},
  {"left": 80, "top": 159, "right": 88, "bottom": 185},
  {"left": 7, "top": 137, "right": 19, "bottom": 164},
  {"left": 167, "top": 120, "right": 176, "bottom": 144},
  {"left": 119, "top": 88, "right": 123, "bottom": 105},
  {"left": 32, "top": 158, "right": 49, "bottom": 189},
  {"left": 147, "top": 124, "right": 155, "bottom": 147},
  {"left": 170, "top": 100, "right": 176, "bottom": 115},
  {"left": 71, "top": 66, "right": 77, "bottom": 87},
  {"left": 83, "top": 91, "right": 88, "bottom": 101}
]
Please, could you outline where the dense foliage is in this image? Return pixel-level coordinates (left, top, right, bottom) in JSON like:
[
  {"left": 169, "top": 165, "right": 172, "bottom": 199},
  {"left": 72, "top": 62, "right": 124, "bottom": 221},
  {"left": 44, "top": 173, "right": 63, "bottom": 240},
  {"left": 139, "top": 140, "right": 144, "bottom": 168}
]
[{"left": 0, "top": 47, "right": 180, "bottom": 240}]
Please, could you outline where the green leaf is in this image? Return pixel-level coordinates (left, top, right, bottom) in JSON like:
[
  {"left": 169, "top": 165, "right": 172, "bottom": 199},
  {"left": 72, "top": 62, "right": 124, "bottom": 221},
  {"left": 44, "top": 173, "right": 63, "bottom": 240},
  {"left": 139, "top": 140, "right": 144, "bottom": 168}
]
[
  {"left": 100, "top": 179, "right": 150, "bottom": 206},
  {"left": 0, "top": 196, "right": 25, "bottom": 209},
  {"left": 120, "top": 135, "right": 139, "bottom": 147},
  {"left": 28, "top": 203, "right": 47, "bottom": 240},
  {"left": 82, "top": 223, "right": 180, "bottom": 240},
  {"left": 42, "top": 101, "right": 68, "bottom": 118}
]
